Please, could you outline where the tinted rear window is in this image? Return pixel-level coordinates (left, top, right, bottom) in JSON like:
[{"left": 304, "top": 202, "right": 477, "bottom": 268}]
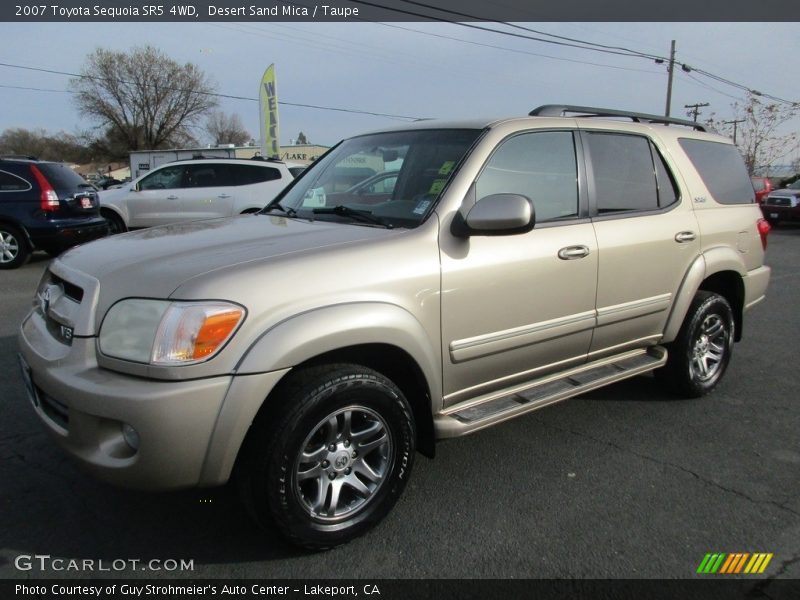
[
  {"left": 678, "top": 139, "right": 754, "bottom": 204},
  {"left": 36, "top": 163, "right": 93, "bottom": 192}
]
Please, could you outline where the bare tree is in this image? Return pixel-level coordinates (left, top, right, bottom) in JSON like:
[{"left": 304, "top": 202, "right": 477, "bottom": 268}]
[
  {"left": 707, "top": 92, "right": 799, "bottom": 175},
  {"left": 0, "top": 127, "right": 91, "bottom": 163},
  {"left": 205, "top": 111, "right": 250, "bottom": 146},
  {"left": 70, "top": 46, "right": 217, "bottom": 152}
]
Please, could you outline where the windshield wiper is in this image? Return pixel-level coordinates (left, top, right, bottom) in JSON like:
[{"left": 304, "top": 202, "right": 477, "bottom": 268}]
[
  {"left": 263, "top": 203, "right": 298, "bottom": 217},
  {"left": 312, "top": 205, "right": 393, "bottom": 229}
]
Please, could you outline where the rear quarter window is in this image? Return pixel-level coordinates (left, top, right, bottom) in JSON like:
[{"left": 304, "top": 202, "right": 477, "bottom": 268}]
[
  {"left": 678, "top": 138, "right": 754, "bottom": 204},
  {"left": 228, "top": 164, "right": 282, "bottom": 185}
]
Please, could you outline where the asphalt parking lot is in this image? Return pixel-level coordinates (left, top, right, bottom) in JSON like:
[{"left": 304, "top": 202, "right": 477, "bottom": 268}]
[{"left": 1, "top": 227, "right": 798, "bottom": 583}]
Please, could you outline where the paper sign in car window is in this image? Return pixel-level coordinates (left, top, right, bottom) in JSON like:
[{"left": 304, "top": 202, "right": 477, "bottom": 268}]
[
  {"left": 413, "top": 199, "right": 432, "bottom": 215},
  {"left": 428, "top": 179, "right": 446, "bottom": 195},
  {"left": 438, "top": 161, "right": 455, "bottom": 176}
]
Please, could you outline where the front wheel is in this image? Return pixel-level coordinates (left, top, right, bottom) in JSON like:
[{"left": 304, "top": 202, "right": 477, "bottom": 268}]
[
  {"left": 657, "top": 291, "right": 734, "bottom": 398},
  {"left": 237, "top": 364, "right": 416, "bottom": 550}
]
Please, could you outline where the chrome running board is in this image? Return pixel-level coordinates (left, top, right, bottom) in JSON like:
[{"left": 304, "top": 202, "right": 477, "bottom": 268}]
[{"left": 435, "top": 346, "right": 667, "bottom": 438}]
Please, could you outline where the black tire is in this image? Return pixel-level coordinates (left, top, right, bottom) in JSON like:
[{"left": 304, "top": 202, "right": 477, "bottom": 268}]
[
  {"left": 656, "top": 291, "right": 734, "bottom": 398},
  {"left": 101, "top": 209, "right": 127, "bottom": 234},
  {"left": 237, "top": 363, "right": 416, "bottom": 550},
  {"left": 0, "top": 224, "right": 31, "bottom": 270}
]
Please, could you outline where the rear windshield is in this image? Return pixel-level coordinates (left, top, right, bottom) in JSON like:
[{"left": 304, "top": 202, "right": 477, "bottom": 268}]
[
  {"left": 36, "top": 163, "right": 94, "bottom": 192},
  {"left": 678, "top": 139, "right": 754, "bottom": 204}
]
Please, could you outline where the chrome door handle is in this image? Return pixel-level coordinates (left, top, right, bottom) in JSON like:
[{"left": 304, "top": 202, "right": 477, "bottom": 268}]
[
  {"left": 166, "top": 195, "right": 179, "bottom": 200},
  {"left": 217, "top": 194, "right": 231, "bottom": 199},
  {"left": 675, "top": 231, "right": 696, "bottom": 243},
  {"left": 558, "top": 245, "right": 590, "bottom": 260}
]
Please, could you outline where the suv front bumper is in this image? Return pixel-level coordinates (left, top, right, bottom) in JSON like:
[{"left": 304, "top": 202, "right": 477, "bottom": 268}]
[{"left": 18, "top": 309, "right": 285, "bottom": 490}]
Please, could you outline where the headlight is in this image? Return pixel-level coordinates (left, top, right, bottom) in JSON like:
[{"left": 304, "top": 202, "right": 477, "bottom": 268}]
[{"left": 99, "top": 299, "right": 245, "bottom": 365}]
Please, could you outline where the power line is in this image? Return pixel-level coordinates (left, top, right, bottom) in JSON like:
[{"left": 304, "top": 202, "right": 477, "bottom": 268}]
[
  {"left": 0, "top": 60, "right": 425, "bottom": 120},
  {"left": 347, "top": 0, "right": 798, "bottom": 106},
  {"left": 373, "top": 22, "right": 663, "bottom": 74},
  {"left": 347, "top": 0, "right": 659, "bottom": 60},
  {"left": 392, "top": 0, "right": 665, "bottom": 60},
  {"left": 0, "top": 83, "right": 72, "bottom": 93}
]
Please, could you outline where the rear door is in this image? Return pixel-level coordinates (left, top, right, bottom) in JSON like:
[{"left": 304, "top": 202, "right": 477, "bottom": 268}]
[
  {"left": 581, "top": 128, "right": 700, "bottom": 357},
  {"left": 178, "top": 163, "right": 235, "bottom": 220}
]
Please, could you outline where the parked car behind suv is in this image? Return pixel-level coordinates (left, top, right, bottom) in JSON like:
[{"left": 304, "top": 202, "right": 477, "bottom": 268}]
[
  {"left": 18, "top": 106, "right": 770, "bottom": 549},
  {"left": 761, "top": 179, "right": 800, "bottom": 225},
  {"left": 0, "top": 157, "right": 108, "bottom": 269},
  {"left": 750, "top": 176, "right": 774, "bottom": 205},
  {"left": 98, "top": 158, "right": 299, "bottom": 233}
]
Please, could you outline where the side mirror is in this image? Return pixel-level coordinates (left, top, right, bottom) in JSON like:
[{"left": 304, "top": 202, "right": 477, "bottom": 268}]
[{"left": 452, "top": 192, "right": 535, "bottom": 237}]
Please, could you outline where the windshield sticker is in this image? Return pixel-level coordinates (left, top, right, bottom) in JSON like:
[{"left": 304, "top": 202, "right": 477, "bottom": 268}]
[
  {"left": 438, "top": 161, "right": 455, "bottom": 176},
  {"left": 413, "top": 199, "right": 432, "bottom": 215},
  {"left": 428, "top": 179, "right": 446, "bottom": 195}
]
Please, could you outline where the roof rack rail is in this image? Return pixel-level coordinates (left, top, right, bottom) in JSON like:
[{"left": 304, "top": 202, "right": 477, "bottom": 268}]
[
  {"left": 529, "top": 105, "right": 706, "bottom": 132},
  {"left": 0, "top": 154, "right": 39, "bottom": 161}
]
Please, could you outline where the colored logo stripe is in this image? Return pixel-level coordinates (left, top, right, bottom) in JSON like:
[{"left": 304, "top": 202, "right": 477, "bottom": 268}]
[{"left": 697, "top": 553, "right": 773, "bottom": 574}]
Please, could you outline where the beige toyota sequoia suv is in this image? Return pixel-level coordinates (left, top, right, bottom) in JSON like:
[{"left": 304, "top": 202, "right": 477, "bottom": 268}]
[{"left": 18, "top": 105, "right": 771, "bottom": 549}]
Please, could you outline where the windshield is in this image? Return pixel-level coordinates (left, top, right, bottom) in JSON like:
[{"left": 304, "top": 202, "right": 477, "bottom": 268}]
[
  {"left": 788, "top": 180, "right": 800, "bottom": 190},
  {"left": 274, "top": 129, "right": 481, "bottom": 228}
]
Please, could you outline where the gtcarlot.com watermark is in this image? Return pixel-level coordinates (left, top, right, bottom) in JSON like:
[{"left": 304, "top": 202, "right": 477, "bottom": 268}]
[{"left": 14, "top": 554, "right": 194, "bottom": 573}]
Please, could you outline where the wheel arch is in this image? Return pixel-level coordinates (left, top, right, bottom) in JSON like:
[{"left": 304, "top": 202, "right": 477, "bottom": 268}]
[
  {"left": 99, "top": 204, "right": 128, "bottom": 227},
  {"left": 212, "top": 303, "right": 440, "bottom": 484},
  {"left": 663, "top": 249, "right": 746, "bottom": 344}
]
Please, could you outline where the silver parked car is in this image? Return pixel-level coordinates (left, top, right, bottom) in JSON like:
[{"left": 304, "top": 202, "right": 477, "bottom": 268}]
[
  {"left": 98, "top": 158, "right": 301, "bottom": 233},
  {"left": 18, "top": 106, "right": 771, "bottom": 549}
]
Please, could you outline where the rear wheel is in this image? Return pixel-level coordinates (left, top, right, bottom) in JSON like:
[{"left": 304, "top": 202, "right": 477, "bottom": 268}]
[
  {"left": 101, "top": 209, "right": 127, "bottom": 234},
  {"left": 237, "top": 364, "right": 415, "bottom": 550},
  {"left": 0, "top": 225, "right": 31, "bottom": 270},
  {"left": 657, "top": 291, "right": 734, "bottom": 398}
]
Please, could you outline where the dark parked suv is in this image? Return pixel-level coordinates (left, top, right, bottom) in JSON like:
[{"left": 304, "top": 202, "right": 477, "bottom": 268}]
[{"left": 0, "top": 158, "right": 109, "bottom": 269}]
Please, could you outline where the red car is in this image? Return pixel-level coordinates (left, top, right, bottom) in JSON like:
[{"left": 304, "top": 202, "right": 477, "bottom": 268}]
[{"left": 751, "top": 177, "right": 774, "bottom": 204}]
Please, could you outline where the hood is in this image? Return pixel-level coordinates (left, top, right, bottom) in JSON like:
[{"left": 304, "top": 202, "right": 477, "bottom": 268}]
[{"left": 58, "top": 215, "right": 394, "bottom": 317}]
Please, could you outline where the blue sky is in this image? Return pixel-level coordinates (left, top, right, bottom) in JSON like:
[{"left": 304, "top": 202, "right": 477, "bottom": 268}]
[{"left": 1, "top": 21, "right": 798, "bottom": 155}]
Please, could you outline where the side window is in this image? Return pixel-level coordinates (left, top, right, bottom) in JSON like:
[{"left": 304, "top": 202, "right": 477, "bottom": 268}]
[
  {"left": 184, "top": 164, "right": 230, "bottom": 188},
  {"left": 0, "top": 170, "right": 31, "bottom": 192},
  {"left": 228, "top": 164, "right": 281, "bottom": 185},
  {"left": 653, "top": 145, "right": 679, "bottom": 208},
  {"left": 585, "top": 132, "right": 660, "bottom": 212},
  {"left": 476, "top": 131, "right": 579, "bottom": 221},
  {"left": 678, "top": 138, "right": 755, "bottom": 204},
  {"left": 139, "top": 165, "right": 185, "bottom": 190}
]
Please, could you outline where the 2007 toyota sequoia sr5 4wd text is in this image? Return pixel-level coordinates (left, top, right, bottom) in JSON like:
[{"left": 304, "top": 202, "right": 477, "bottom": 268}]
[{"left": 18, "top": 105, "right": 771, "bottom": 549}]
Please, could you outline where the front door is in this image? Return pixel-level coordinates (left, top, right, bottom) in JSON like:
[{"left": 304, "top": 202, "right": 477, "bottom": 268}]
[{"left": 440, "top": 130, "right": 598, "bottom": 404}]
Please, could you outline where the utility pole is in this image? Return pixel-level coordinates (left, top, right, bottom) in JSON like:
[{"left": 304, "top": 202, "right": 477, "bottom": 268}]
[
  {"left": 723, "top": 118, "right": 746, "bottom": 144},
  {"left": 664, "top": 40, "right": 676, "bottom": 117},
  {"left": 684, "top": 102, "right": 710, "bottom": 122}
]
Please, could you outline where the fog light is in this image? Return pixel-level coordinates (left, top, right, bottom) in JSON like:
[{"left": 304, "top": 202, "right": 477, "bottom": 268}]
[{"left": 122, "top": 423, "right": 140, "bottom": 450}]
